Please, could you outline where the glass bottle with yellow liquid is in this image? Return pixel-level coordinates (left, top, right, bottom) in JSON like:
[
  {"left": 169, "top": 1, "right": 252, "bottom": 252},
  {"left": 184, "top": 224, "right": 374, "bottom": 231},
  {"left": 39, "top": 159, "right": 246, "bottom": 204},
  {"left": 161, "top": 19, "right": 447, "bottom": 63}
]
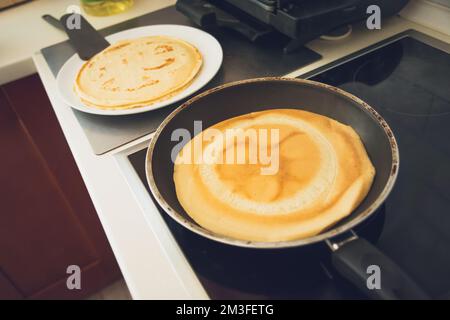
[{"left": 81, "top": 0, "right": 134, "bottom": 17}]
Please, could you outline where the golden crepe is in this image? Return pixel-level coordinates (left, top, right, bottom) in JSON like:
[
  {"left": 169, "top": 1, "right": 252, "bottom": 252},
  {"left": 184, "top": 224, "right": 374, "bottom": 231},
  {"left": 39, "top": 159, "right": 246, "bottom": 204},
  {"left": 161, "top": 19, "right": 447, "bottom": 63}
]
[
  {"left": 74, "top": 36, "right": 202, "bottom": 110},
  {"left": 173, "top": 109, "right": 375, "bottom": 242}
]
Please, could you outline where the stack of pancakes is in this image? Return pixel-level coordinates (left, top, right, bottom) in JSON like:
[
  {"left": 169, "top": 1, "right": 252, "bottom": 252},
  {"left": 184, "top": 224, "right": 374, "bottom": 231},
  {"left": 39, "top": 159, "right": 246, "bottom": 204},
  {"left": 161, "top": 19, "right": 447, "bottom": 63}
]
[
  {"left": 74, "top": 35, "right": 202, "bottom": 110},
  {"left": 174, "top": 109, "right": 375, "bottom": 242}
]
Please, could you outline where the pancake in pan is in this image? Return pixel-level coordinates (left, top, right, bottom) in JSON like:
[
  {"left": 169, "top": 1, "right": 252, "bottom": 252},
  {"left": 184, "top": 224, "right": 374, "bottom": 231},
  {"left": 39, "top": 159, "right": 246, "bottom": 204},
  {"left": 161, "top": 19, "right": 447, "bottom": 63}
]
[
  {"left": 173, "top": 109, "right": 375, "bottom": 242},
  {"left": 74, "top": 35, "right": 202, "bottom": 110}
]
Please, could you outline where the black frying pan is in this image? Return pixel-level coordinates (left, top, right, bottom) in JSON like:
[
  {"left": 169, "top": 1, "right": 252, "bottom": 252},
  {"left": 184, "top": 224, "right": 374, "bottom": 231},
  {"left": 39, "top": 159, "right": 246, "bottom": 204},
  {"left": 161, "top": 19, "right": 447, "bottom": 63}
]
[{"left": 146, "top": 77, "right": 429, "bottom": 299}]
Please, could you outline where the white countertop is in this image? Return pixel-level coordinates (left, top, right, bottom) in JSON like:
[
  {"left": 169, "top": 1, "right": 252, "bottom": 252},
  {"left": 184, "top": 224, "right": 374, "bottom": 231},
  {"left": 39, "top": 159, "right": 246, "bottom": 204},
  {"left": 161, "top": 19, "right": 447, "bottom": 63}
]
[
  {"left": 0, "top": 0, "right": 176, "bottom": 85},
  {"left": 30, "top": 1, "right": 450, "bottom": 299}
]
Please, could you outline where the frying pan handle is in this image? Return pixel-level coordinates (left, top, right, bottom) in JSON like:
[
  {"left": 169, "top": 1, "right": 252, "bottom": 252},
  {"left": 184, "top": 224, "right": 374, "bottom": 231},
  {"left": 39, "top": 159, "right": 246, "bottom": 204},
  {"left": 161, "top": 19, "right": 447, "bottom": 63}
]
[{"left": 329, "top": 233, "right": 430, "bottom": 300}]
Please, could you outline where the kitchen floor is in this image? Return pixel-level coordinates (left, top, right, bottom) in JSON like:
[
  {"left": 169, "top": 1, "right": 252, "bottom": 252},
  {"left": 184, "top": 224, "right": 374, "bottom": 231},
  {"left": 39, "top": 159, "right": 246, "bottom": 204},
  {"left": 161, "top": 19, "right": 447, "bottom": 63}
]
[{"left": 88, "top": 279, "right": 132, "bottom": 300}]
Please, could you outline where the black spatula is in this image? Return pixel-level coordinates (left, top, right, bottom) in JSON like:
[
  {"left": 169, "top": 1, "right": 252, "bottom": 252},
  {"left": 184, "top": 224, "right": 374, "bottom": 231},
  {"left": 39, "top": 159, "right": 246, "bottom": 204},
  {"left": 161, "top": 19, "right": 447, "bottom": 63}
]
[{"left": 60, "top": 13, "right": 110, "bottom": 60}]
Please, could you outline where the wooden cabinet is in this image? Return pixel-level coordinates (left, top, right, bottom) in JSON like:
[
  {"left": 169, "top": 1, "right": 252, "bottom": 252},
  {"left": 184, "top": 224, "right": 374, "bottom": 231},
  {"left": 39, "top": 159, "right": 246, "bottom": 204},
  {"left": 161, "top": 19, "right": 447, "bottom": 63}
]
[{"left": 0, "top": 75, "right": 121, "bottom": 299}]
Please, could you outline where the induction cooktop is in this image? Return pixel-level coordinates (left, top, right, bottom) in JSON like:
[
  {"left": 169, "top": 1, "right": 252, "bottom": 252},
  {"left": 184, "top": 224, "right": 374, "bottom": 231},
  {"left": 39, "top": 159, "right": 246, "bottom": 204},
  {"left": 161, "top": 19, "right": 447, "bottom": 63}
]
[{"left": 127, "top": 31, "right": 450, "bottom": 299}]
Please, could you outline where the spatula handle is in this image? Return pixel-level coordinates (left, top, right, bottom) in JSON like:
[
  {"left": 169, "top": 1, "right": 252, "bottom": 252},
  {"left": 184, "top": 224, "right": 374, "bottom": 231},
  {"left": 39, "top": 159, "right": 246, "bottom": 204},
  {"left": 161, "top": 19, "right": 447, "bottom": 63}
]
[{"left": 60, "top": 13, "right": 110, "bottom": 61}]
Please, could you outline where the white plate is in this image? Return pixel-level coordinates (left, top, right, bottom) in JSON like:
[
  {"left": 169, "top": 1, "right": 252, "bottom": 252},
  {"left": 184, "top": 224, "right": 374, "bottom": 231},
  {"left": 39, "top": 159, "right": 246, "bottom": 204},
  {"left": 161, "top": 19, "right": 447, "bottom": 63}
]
[{"left": 56, "top": 25, "right": 223, "bottom": 116}]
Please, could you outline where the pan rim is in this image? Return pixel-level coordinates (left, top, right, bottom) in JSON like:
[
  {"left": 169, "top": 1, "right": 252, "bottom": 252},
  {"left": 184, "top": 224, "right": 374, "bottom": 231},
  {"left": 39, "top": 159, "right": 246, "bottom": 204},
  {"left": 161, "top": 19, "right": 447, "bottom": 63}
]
[{"left": 145, "top": 77, "right": 400, "bottom": 248}]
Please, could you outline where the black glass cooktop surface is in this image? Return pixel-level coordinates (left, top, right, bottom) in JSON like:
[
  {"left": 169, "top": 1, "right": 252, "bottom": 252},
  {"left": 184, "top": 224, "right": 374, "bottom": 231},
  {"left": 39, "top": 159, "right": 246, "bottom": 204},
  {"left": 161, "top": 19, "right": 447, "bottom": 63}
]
[{"left": 128, "top": 32, "right": 450, "bottom": 299}]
